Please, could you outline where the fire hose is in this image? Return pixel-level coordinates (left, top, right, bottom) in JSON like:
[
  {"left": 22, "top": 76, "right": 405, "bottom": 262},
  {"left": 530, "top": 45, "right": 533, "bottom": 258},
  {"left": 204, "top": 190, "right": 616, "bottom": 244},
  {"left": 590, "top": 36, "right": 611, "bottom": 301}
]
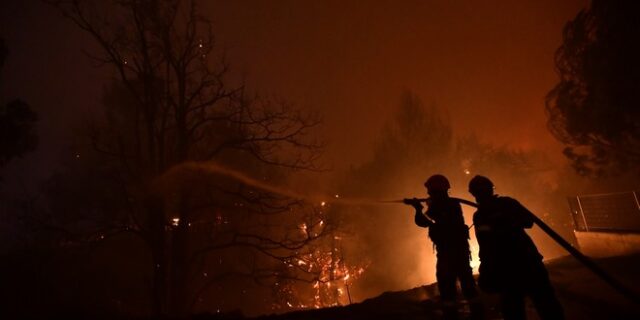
[{"left": 388, "top": 197, "right": 640, "bottom": 305}]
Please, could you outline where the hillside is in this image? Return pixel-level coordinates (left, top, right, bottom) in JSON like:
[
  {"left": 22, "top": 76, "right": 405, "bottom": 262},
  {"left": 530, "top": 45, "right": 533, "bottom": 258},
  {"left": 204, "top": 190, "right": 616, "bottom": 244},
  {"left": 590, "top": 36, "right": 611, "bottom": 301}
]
[{"left": 226, "top": 254, "right": 640, "bottom": 320}]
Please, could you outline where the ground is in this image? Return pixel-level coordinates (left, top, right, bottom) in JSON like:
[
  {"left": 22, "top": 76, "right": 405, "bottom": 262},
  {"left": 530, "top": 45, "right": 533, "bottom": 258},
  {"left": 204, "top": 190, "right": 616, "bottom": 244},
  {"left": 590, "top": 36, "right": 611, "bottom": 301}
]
[{"left": 202, "top": 254, "right": 640, "bottom": 320}]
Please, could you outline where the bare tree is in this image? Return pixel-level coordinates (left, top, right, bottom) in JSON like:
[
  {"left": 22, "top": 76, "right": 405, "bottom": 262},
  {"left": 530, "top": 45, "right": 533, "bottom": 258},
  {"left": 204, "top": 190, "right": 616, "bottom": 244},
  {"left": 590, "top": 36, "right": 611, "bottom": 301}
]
[{"left": 47, "top": 0, "right": 324, "bottom": 316}]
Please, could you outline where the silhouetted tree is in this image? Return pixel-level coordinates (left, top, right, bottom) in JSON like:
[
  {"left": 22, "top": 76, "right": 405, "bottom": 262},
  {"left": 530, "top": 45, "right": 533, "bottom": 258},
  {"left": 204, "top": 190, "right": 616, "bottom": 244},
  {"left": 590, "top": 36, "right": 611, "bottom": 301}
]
[
  {"left": 0, "top": 100, "right": 38, "bottom": 168},
  {"left": 546, "top": 0, "right": 640, "bottom": 177},
  {"left": 0, "top": 38, "right": 7, "bottom": 69},
  {"left": 336, "top": 92, "right": 455, "bottom": 294},
  {"left": 47, "top": 0, "right": 324, "bottom": 316},
  {"left": 0, "top": 38, "right": 38, "bottom": 170},
  {"left": 348, "top": 91, "right": 454, "bottom": 196}
]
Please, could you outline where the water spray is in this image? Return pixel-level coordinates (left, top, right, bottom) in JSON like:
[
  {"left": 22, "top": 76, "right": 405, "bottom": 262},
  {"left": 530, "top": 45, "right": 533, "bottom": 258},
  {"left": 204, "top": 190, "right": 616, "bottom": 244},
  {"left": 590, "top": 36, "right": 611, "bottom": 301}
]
[{"left": 158, "top": 161, "right": 411, "bottom": 207}]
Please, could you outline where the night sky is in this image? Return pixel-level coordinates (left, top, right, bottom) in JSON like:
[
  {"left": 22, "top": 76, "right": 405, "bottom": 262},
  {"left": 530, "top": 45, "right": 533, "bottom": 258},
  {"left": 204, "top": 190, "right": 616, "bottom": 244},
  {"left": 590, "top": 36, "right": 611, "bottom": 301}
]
[{"left": 1, "top": 0, "right": 587, "bottom": 189}]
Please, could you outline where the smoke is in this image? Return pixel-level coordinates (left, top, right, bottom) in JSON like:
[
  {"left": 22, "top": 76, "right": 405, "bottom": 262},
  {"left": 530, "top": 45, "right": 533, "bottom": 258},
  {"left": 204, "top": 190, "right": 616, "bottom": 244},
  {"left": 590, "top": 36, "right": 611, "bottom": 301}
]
[
  {"left": 315, "top": 92, "right": 583, "bottom": 304},
  {"left": 157, "top": 159, "right": 439, "bottom": 308},
  {"left": 153, "top": 93, "right": 580, "bottom": 308},
  {"left": 156, "top": 150, "right": 574, "bottom": 309}
]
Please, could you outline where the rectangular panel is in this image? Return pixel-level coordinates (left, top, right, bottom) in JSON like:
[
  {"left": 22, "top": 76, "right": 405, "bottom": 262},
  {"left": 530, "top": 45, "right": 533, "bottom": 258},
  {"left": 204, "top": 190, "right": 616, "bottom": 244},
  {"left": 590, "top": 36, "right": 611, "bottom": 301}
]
[{"left": 574, "top": 191, "right": 640, "bottom": 232}]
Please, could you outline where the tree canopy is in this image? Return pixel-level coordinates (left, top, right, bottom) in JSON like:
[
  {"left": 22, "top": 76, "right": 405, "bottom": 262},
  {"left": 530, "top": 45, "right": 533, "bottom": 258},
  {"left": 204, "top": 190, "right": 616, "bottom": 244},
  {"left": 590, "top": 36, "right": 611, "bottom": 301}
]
[
  {"left": 0, "top": 38, "right": 38, "bottom": 170},
  {"left": 0, "top": 100, "right": 38, "bottom": 168},
  {"left": 44, "top": 0, "right": 327, "bottom": 316},
  {"left": 546, "top": 0, "right": 640, "bottom": 177}
]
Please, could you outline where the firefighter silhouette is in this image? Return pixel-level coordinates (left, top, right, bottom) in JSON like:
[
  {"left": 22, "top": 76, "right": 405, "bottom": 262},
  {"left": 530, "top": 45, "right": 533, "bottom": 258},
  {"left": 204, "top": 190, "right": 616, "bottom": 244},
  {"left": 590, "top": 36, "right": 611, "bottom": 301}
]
[
  {"left": 408, "top": 174, "right": 482, "bottom": 320},
  {"left": 469, "top": 175, "right": 564, "bottom": 320}
]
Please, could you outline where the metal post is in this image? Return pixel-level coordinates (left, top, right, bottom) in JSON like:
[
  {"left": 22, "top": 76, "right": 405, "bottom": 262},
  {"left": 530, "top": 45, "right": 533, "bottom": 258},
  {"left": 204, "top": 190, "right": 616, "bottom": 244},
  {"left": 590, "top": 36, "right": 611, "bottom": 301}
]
[
  {"left": 576, "top": 195, "right": 589, "bottom": 232},
  {"left": 339, "top": 243, "right": 352, "bottom": 305}
]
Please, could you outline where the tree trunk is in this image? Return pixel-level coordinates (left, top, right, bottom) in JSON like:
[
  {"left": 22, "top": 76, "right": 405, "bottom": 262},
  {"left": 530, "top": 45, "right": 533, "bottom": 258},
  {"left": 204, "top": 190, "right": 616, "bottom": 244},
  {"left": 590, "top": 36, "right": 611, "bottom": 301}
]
[
  {"left": 168, "top": 193, "right": 190, "bottom": 317},
  {"left": 147, "top": 195, "right": 168, "bottom": 317}
]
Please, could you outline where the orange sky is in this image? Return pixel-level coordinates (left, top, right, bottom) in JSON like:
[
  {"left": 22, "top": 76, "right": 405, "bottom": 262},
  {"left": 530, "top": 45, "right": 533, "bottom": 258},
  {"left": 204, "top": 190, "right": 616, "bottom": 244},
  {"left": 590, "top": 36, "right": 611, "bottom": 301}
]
[
  {"left": 0, "top": 0, "right": 588, "bottom": 186},
  {"left": 207, "top": 0, "right": 588, "bottom": 167}
]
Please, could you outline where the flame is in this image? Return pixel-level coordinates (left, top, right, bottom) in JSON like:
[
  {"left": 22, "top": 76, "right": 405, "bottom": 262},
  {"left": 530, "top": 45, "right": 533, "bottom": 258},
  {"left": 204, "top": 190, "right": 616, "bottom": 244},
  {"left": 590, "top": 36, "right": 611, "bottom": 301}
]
[{"left": 275, "top": 243, "right": 368, "bottom": 310}]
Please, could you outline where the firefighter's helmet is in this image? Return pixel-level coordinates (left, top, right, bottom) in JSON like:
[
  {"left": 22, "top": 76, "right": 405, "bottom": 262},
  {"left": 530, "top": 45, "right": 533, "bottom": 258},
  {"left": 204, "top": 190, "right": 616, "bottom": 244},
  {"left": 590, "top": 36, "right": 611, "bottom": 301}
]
[
  {"left": 424, "top": 174, "right": 451, "bottom": 192},
  {"left": 468, "top": 175, "right": 494, "bottom": 195}
]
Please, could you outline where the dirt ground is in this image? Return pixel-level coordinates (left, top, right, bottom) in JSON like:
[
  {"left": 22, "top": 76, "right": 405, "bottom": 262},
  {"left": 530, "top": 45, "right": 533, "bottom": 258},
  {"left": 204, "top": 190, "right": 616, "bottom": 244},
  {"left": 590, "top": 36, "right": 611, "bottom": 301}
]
[{"left": 232, "top": 254, "right": 640, "bottom": 320}]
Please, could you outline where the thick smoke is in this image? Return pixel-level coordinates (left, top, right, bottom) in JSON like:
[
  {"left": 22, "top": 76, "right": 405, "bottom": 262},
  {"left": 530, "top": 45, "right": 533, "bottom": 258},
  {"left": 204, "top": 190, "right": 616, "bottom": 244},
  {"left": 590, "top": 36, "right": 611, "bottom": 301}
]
[
  {"left": 324, "top": 92, "right": 577, "bottom": 302},
  {"left": 153, "top": 92, "right": 581, "bottom": 308}
]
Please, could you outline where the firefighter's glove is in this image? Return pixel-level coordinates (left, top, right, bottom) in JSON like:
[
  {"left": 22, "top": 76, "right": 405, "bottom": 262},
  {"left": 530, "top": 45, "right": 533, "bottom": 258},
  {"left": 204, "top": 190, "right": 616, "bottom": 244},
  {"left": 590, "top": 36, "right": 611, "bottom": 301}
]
[{"left": 410, "top": 198, "right": 423, "bottom": 211}]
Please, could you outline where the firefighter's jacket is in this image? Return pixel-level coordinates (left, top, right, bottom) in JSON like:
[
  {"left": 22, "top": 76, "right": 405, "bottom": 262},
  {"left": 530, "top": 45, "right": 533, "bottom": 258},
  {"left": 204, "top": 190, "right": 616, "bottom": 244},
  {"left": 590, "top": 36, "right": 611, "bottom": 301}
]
[
  {"left": 415, "top": 197, "right": 470, "bottom": 251},
  {"left": 472, "top": 195, "right": 544, "bottom": 292}
]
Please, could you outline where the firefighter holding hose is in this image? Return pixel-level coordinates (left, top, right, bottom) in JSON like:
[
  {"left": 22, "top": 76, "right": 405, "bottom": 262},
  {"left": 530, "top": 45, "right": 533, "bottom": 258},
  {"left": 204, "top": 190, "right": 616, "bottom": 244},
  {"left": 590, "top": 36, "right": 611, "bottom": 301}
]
[
  {"left": 468, "top": 175, "right": 564, "bottom": 320},
  {"left": 407, "top": 174, "right": 482, "bottom": 320}
]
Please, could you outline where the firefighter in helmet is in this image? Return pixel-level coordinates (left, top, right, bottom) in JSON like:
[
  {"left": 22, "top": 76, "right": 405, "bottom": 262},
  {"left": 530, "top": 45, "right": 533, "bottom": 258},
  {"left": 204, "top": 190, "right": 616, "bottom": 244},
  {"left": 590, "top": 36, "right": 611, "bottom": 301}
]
[
  {"left": 468, "top": 175, "right": 564, "bottom": 320},
  {"left": 408, "top": 174, "right": 481, "bottom": 319}
]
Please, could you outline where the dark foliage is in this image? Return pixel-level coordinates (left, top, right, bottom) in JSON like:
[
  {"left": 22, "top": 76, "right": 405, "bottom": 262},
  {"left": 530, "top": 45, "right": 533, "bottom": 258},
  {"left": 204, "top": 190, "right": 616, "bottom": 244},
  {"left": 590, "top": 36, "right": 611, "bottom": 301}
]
[
  {"left": 546, "top": 0, "right": 640, "bottom": 177},
  {"left": 0, "top": 38, "right": 7, "bottom": 69},
  {"left": 41, "top": 1, "right": 325, "bottom": 317},
  {"left": 0, "top": 37, "right": 38, "bottom": 169},
  {"left": 0, "top": 100, "right": 38, "bottom": 167}
]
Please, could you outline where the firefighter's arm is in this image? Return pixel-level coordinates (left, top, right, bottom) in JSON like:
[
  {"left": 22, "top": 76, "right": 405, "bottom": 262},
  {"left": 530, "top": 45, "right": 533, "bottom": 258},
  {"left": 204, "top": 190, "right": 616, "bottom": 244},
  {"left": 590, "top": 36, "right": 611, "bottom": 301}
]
[
  {"left": 403, "top": 198, "right": 432, "bottom": 227},
  {"left": 415, "top": 211, "right": 433, "bottom": 228},
  {"left": 411, "top": 202, "right": 433, "bottom": 228}
]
